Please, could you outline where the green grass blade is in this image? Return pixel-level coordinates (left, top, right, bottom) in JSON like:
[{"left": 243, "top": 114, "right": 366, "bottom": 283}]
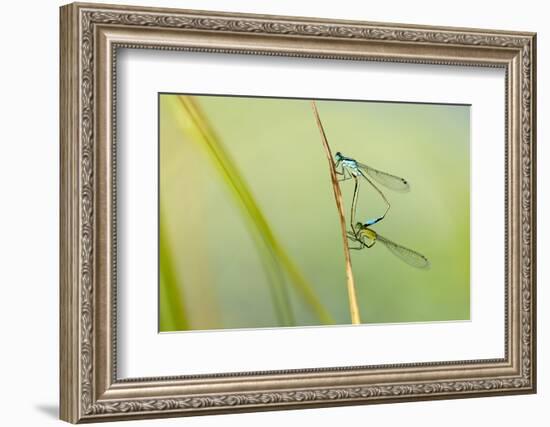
[
  {"left": 159, "top": 209, "right": 190, "bottom": 331},
  {"left": 173, "top": 96, "right": 293, "bottom": 326},
  {"left": 174, "top": 95, "right": 333, "bottom": 325}
]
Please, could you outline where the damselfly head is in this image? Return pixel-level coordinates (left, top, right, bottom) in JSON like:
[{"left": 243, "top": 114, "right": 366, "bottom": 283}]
[{"left": 334, "top": 151, "right": 343, "bottom": 161}]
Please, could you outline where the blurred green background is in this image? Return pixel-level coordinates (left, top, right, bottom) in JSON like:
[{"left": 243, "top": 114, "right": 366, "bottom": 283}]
[{"left": 159, "top": 94, "right": 470, "bottom": 332}]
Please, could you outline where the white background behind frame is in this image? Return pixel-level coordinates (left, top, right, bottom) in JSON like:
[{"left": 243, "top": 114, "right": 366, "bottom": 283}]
[
  {"left": 116, "top": 49, "right": 505, "bottom": 378},
  {"left": 1, "top": 0, "right": 547, "bottom": 426}
]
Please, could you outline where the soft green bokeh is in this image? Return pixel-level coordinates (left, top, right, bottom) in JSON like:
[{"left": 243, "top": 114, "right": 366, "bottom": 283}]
[{"left": 159, "top": 95, "right": 470, "bottom": 331}]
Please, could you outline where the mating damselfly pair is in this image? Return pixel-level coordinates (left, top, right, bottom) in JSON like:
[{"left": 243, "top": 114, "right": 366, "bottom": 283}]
[{"left": 334, "top": 151, "right": 430, "bottom": 269}]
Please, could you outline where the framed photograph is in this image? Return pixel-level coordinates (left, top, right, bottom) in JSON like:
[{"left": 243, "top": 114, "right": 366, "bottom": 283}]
[{"left": 60, "top": 2, "right": 537, "bottom": 423}]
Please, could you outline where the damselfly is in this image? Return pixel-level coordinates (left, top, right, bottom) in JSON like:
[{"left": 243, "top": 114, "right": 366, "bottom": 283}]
[
  {"left": 348, "top": 221, "right": 430, "bottom": 269},
  {"left": 334, "top": 152, "right": 410, "bottom": 226}
]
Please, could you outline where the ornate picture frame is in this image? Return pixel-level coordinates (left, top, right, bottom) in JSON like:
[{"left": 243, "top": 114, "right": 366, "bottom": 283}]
[{"left": 60, "top": 2, "right": 536, "bottom": 423}]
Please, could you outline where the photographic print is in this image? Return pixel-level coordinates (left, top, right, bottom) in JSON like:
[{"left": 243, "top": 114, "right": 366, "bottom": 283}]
[
  {"left": 60, "top": 5, "right": 536, "bottom": 420},
  {"left": 159, "top": 94, "right": 470, "bottom": 332},
  {"left": 59, "top": 3, "right": 537, "bottom": 423}
]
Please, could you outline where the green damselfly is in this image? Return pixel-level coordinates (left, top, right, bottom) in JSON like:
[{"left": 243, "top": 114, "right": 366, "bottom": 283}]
[{"left": 348, "top": 221, "right": 430, "bottom": 269}]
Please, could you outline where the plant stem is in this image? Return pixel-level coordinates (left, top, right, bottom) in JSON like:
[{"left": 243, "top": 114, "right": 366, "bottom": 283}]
[{"left": 311, "top": 101, "right": 361, "bottom": 325}]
